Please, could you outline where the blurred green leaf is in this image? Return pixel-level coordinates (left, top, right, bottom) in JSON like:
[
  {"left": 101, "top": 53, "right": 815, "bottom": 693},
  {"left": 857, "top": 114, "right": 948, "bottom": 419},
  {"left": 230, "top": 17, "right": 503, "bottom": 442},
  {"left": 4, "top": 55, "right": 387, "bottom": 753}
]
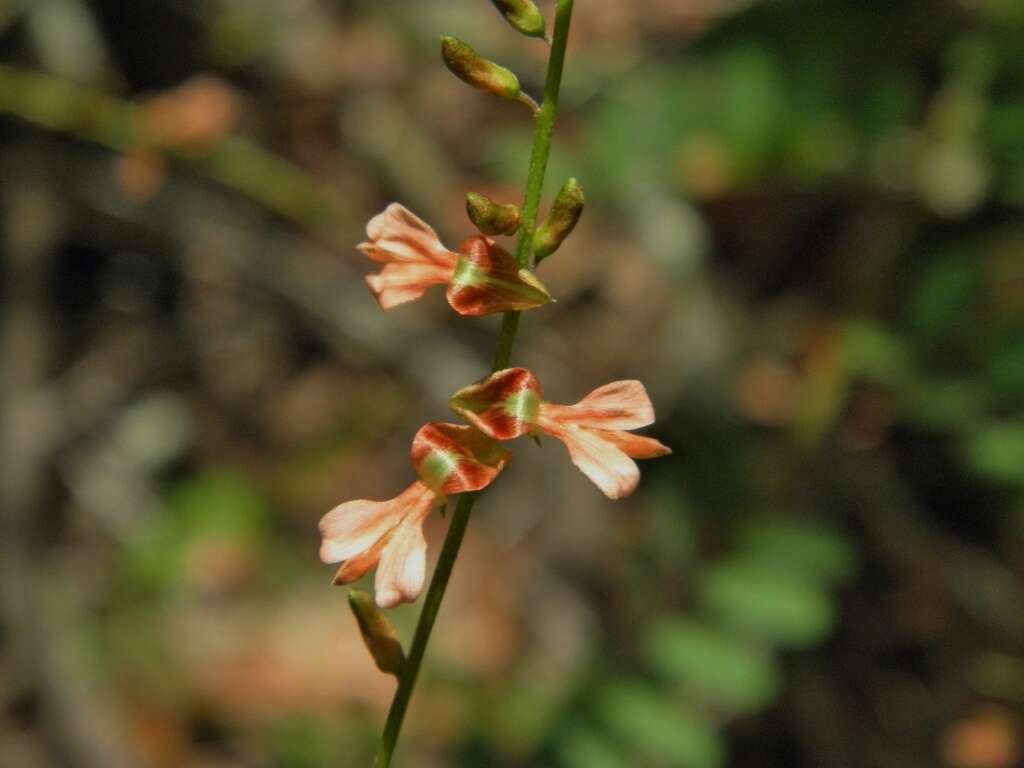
[
  {"left": 986, "top": 329, "right": 1024, "bottom": 397},
  {"left": 597, "top": 681, "right": 724, "bottom": 768},
  {"left": 718, "top": 45, "right": 785, "bottom": 177},
  {"left": 267, "top": 716, "right": 332, "bottom": 768},
  {"left": 699, "top": 558, "right": 836, "bottom": 649},
  {"left": 737, "top": 520, "right": 856, "bottom": 585},
  {"left": 123, "top": 470, "right": 270, "bottom": 595},
  {"left": 962, "top": 422, "right": 1024, "bottom": 485},
  {"left": 486, "top": 681, "right": 566, "bottom": 755},
  {"left": 844, "top": 320, "right": 912, "bottom": 386},
  {"left": 644, "top": 618, "right": 781, "bottom": 714},
  {"left": 560, "top": 727, "right": 629, "bottom": 768},
  {"left": 168, "top": 469, "right": 271, "bottom": 537},
  {"left": 903, "top": 378, "right": 990, "bottom": 431},
  {"left": 908, "top": 252, "right": 980, "bottom": 340}
]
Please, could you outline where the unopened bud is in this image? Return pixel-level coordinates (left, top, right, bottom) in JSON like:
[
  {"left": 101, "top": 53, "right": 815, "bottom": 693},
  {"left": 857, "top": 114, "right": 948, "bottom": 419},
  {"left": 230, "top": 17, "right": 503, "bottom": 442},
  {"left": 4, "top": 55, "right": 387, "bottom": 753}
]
[
  {"left": 441, "top": 36, "right": 521, "bottom": 101},
  {"left": 348, "top": 590, "right": 405, "bottom": 677},
  {"left": 490, "top": 0, "right": 547, "bottom": 39},
  {"left": 533, "top": 178, "right": 584, "bottom": 261},
  {"left": 467, "top": 192, "right": 521, "bottom": 235}
]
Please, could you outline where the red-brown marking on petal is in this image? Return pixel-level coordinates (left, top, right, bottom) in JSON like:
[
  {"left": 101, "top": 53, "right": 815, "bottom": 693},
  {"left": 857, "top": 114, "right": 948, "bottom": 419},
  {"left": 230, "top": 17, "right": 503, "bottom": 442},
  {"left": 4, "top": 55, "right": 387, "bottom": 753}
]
[
  {"left": 445, "top": 236, "right": 553, "bottom": 316},
  {"left": 449, "top": 368, "right": 542, "bottom": 440},
  {"left": 596, "top": 429, "right": 672, "bottom": 459},
  {"left": 332, "top": 535, "right": 387, "bottom": 585},
  {"left": 411, "top": 422, "right": 510, "bottom": 494}
]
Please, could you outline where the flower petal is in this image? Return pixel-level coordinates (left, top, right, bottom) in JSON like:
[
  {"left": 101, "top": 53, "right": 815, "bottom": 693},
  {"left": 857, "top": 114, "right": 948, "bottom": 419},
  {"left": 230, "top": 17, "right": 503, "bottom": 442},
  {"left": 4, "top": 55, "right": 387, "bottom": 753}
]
[
  {"left": 359, "top": 203, "right": 458, "bottom": 267},
  {"left": 446, "top": 236, "right": 553, "bottom": 316},
  {"left": 597, "top": 429, "right": 672, "bottom": 459},
  {"left": 540, "top": 380, "right": 655, "bottom": 431},
  {"left": 411, "top": 422, "right": 510, "bottom": 494},
  {"left": 365, "top": 262, "right": 454, "bottom": 310},
  {"left": 449, "top": 367, "right": 543, "bottom": 440},
  {"left": 374, "top": 504, "right": 432, "bottom": 608},
  {"left": 540, "top": 420, "right": 640, "bottom": 500},
  {"left": 332, "top": 535, "right": 386, "bottom": 585},
  {"left": 318, "top": 480, "right": 434, "bottom": 564}
]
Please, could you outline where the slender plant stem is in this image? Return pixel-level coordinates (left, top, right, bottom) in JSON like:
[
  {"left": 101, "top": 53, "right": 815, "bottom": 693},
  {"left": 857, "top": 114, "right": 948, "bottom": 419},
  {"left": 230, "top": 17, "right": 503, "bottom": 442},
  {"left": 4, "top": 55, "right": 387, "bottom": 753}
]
[
  {"left": 514, "top": 0, "right": 573, "bottom": 273},
  {"left": 372, "top": 3, "right": 574, "bottom": 765}
]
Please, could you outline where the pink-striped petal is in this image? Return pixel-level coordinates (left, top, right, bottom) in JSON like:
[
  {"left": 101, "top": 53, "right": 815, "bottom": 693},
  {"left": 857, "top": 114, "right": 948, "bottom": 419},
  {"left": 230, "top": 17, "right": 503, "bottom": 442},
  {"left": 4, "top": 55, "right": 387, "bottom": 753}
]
[
  {"left": 365, "top": 262, "right": 455, "bottom": 310},
  {"left": 359, "top": 203, "right": 458, "bottom": 267},
  {"left": 318, "top": 480, "right": 434, "bottom": 564},
  {"left": 539, "top": 419, "right": 640, "bottom": 500},
  {"left": 540, "top": 380, "right": 655, "bottom": 431},
  {"left": 374, "top": 502, "right": 433, "bottom": 608}
]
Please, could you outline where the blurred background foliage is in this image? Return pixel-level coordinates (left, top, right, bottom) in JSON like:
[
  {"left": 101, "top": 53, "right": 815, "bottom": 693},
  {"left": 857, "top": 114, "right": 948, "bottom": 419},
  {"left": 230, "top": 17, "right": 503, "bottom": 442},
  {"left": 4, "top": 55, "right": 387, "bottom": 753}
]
[{"left": 1, "top": 0, "right": 1023, "bottom": 766}]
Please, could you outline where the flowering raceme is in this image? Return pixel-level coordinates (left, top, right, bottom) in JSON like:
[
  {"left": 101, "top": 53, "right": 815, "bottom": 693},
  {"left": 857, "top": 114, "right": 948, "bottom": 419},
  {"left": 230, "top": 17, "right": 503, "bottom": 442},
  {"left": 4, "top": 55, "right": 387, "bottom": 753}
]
[
  {"left": 324, "top": 7, "right": 677, "bottom": 758},
  {"left": 449, "top": 367, "right": 671, "bottom": 499},
  {"left": 359, "top": 203, "right": 553, "bottom": 315},
  {"left": 319, "top": 422, "right": 509, "bottom": 607}
]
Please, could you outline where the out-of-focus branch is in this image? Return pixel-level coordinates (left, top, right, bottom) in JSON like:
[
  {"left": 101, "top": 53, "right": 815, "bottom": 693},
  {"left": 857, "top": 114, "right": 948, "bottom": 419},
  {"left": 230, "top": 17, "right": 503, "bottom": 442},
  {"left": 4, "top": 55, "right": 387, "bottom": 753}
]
[
  {"left": 0, "top": 63, "right": 353, "bottom": 243},
  {"left": 0, "top": 162, "right": 134, "bottom": 767}
]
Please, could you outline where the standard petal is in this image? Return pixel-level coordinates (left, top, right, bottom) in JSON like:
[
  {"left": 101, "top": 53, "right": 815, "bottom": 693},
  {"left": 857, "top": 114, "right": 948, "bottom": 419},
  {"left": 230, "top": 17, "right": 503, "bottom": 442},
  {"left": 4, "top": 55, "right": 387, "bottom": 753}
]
[
  {"left": 446, "top": 236, "right": 553, "bottom": 316},
  {"left": 374, "top": 509, "right": 430, "bottom": 608},
  {"left": 597, "top": 429, "right": 672, "bottom": 459},
  {"left": 541, "top": 420, "right": 640, "bottom": 500},
  {"left": 448, "top": 367, "right": 542, "bottom": 440},
  {"left": 411, "top": 422, "right": 510, "bottom": 494},
  {"left": 365, "top": 262, "right": 454, "bottom": 309},
  {"left": 361, "top": 203, "right": 458, "bottom": 267},
  {"left": 540, "top": 380, "right": 655, "bottom": 431},
  {"left": 318, "top": 481, "right": 434, "bottom": 563}
]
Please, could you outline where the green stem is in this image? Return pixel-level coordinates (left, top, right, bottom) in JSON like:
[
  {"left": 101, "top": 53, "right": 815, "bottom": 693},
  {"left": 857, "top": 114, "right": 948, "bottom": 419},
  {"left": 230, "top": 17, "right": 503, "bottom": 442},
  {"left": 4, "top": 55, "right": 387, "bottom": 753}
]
[
  {"left": 373, "top": 3, "right": 574, "bottom": 765},
  {"left": 515, "top": 0, "right": 573, "bottom": 272}
]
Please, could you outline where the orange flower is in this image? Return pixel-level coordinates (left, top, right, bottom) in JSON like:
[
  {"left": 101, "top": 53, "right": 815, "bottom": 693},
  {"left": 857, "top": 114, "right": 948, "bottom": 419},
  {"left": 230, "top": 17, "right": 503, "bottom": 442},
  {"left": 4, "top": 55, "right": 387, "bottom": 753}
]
[
  {"left": 450, "top": 368, "right": 671, "bottom": 499},
  {"left": 359, "top": 204, "right": 552, "bottom": 315},
  {"left": 319, "top": 422, "right": 508, "bottom": 607}
]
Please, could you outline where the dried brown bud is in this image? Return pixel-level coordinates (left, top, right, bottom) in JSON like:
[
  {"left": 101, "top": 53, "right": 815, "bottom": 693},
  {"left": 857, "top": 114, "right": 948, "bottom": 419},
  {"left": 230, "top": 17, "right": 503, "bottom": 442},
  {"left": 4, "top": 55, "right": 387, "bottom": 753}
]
[
  {"left": 466, "top": 192, "right": 521, "bottom": 235},
  {"left": 490, "top": 0, "right": 547, "bottom": 39},
  {"left": 440, "top": 36, "right": 521, "bottom": 101},
  {"left": 533, "top": 178, "right": 584, "bottom": 261},
  {"left": 348, "top": 590, "right": 405, "bottom": 676}
]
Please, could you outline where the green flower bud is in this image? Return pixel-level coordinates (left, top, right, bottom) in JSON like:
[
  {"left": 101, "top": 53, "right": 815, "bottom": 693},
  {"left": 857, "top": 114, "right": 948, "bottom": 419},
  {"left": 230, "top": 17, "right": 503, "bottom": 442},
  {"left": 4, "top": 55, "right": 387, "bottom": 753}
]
[
  {"left": 490, "top": 0, "right": 547, "bottom": 39},
  {"left": 533, "top": 177, "right": 584, "bottom": 261},
  {"left": 348, "top": 590, "right": 405, "bottom": 677},
  {"left": 441, "top": 36, "right": 521, "bottom": 101},
  {"left": 466, "top": 192, "right": 521, "bottom": 236}
]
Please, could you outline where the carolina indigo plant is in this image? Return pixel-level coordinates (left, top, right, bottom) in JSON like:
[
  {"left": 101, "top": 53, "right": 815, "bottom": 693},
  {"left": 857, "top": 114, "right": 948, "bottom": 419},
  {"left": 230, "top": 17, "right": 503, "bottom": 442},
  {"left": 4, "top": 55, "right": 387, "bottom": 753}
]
[{"left": 316, "top": 2, "right": 670, "bottom": 763}]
